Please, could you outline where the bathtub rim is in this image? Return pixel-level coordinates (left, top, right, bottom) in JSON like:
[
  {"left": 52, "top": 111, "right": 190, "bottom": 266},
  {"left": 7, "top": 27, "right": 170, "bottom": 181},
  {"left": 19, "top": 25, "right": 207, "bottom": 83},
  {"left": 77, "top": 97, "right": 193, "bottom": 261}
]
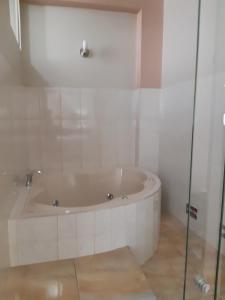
[{"left": 10, "top": 167, "right": 161, "bottom": 219}]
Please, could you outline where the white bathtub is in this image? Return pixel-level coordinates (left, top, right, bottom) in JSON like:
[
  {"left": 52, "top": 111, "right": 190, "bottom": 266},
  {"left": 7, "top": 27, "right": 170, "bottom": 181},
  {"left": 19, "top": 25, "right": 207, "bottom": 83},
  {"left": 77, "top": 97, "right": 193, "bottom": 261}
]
[{"left": 8, "top": 168, "right": 161, "bottom": 266}]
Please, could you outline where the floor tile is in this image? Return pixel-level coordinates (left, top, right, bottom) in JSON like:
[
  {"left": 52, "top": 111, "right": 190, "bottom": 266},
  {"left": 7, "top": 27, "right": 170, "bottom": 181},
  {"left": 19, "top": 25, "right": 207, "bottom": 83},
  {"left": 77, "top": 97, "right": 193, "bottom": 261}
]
[
  {"left": 0, "top": 259, "right": 79, "bottom": 300},
  {"left": 75, "top": 247, "right": 154, "bottom": 299}
]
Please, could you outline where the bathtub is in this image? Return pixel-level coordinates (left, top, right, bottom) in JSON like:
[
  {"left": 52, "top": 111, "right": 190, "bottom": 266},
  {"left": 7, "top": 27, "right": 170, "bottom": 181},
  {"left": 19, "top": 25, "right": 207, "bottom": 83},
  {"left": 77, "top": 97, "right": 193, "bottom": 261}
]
[{"left": 8, "top": 168, "right": 161, "bottom": 266}]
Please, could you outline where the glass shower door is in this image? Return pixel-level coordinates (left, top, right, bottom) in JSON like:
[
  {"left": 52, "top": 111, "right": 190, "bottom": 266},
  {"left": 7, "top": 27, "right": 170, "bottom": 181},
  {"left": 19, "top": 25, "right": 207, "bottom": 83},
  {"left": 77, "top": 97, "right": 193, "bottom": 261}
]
[
  {"left": 184, "top": 0, "right": 225, "bottom": 299},
  {"left": 215, "top": 164, "right": 225, "bottom": 300}
]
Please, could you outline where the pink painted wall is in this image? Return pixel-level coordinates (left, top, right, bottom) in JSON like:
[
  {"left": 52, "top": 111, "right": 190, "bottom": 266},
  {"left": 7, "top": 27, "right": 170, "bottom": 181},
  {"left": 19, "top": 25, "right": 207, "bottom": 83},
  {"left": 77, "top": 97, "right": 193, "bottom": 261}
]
[{"left": 21, "top": 0, "right": 164, "bottom": 88}]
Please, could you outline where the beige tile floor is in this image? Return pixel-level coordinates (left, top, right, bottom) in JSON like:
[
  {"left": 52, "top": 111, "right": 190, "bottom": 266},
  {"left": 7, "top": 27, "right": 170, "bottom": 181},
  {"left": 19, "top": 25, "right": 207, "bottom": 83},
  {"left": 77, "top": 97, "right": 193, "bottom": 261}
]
[
  {"left": 0, "top": 214, "right": 224, "bottom": 300},
  {"left": 0, "top": 248, "right": 154, "bottom": 300},
  {"left": 0, "top": 259, "right": 79, "bottom": 300},
  {"left": 143, "top": 214, "right": 220, "bottom": 300},
  {"left": 75, "top": 247, "right": 154, "bottom": 300}
]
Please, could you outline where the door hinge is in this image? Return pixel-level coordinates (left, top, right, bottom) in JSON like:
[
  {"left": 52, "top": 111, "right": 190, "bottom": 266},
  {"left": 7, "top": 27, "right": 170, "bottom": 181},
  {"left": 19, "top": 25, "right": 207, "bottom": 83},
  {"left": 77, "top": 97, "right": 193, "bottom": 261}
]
[
  {"left": 186, "top": 204, "right": 198, "bottom": 220},
  {"left": 221, "top": 225, "right": 225, "bottom": 239}
]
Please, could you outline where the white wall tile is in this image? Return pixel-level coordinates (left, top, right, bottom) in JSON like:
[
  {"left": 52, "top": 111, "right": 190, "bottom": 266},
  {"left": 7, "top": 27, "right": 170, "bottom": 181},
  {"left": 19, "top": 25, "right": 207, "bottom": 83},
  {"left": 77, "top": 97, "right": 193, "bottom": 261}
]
[
  {"left": 81, "top": 88, "right": 97, "bottom": 120},
  {"left": 95, "top": 209, "right": 111, "bottom": 253},
  {"left": 137, "top": 89, "right": 160, "bottom": 173},
  {"left": 111, "top": 206, "right": 126, "bottom": 249},
  {"left": 81, "top": 120, "right": 101, "bottom": 169},
  {"left": 135, "top": 200, "right": 148, "bottom": 262},
  {"left": 16, "top": 216, "right": 58, "bottom": 243},
  {"left": 58, "top": 238, "right": 78, "bottom": 260},
  {"left": 58, "top": 214, "right": 77, "bottom": 259},
  {"left": 95, "top": 209, "right": 111, "bottom": 236},
  {"left": 95, "top": 89, "right": 121, "bottom": 121},
  {"left": 26, "top": 88, "right": 41, "bottom": 120},
  {"left": 95, "top": 234, "right": 111, "bottom": 254},
  {"left": 138, "top": 122, "right": 159, "bottom": 173},
  {"left": 11, "top": 87, "right": 40, "bottom": 120},
  {"left": 100, "top": 121, "right": 117, "bottom": 168},
  {"left": 40, "top": 88, "right": 61, "bottom": 120},
  {"left": 0, "top": 120, "right": 14, "bottom": 173},
  {"left": 114, "top": 90, "right": 133, "bottom": 121},
  {"left": 139, "top": 89, "right": 160, "bottom": 120},
  {"left": 40, "top": 119, "right": 62, "bottom": 172},
  {"left": 116, "top": 121, "right": 134, "bottom": 166},
  {"left": 58, "top": 214, "right": 76, "bottom": 239},
  {"left": 145, "top": 199, "right": 154, "bottom": 257},
  {"left": 5, "top": 87, "right": 162, "bottom": 174},
  {"left": 61, "top": 120, "right": 82, "bottom": 172},
  {"left": 12, "top": 120, "right": 29, "bottom": 172},
  {"left": 18, "top": 240, "right": 58, "bottom": 265},
  {"left": 125, "top": 204, "right": 137, "bottom": 250},
  {"left": 153, "top": 193, "right": 161, "bottom": 249},
  {"left": 15, "top": 216, "right": 58, "bottom": 265},
  {"left": 94, "top": 209, "right": 112, "bottom": 254},
  {"left": 77, "top": 236, "right": 94, "bottom": 257},
  {"left": 8, "top": 220, "right": 18, "bottom": 266},
  {"left": 61, "top": 88, "right": 81, "bottom": 120},
  {"left": 27, "top": 120, "right": 42, "bottom": 170},
  {"left": 0, "top": 88, "right": 12, "bottom": 120},
  {"left": 76, "top": 211, "right": 95, "bottom": 237}
]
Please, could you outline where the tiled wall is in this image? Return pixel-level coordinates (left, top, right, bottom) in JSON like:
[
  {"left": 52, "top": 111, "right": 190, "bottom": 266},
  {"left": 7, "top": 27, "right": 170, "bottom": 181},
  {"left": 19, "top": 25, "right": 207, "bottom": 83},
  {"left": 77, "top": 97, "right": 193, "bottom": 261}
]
[
  {"left": 159, "top": 0, "right": 198, "bottom": 220},
  {"left": 0, "top": 87, "right": 160, "bottom": 176}
]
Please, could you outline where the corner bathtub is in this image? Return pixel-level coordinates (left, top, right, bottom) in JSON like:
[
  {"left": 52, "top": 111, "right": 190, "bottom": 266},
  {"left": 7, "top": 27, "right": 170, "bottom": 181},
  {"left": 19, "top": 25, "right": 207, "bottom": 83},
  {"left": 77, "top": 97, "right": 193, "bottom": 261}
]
[{"left": 9, "top": 168, "right": 161, "bottom": 266}]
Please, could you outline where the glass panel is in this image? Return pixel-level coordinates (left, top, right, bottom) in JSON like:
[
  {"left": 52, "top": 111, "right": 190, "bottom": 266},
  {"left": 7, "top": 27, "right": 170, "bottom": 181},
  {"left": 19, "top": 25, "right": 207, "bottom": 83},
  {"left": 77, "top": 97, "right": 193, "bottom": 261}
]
[
  {"left": 9, "top": 0, "right": 21, "bottom": 49},
  {"left": 147, "top": 1, "right": 200, "bottom": 299},
  {"left": 184, "top": 0, "right": 225, "bottom": 299},
  {"left": 215, "top": 166, "right": 225, "bottom": 300},
  {"left": 212, "top": 0, "right": 225, "bottom": 298}
]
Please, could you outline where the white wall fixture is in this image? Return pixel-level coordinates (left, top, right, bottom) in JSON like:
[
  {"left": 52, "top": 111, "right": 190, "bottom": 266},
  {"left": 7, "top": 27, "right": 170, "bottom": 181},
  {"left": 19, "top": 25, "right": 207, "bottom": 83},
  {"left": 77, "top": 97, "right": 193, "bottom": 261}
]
[{"left": 80, "top": 40, "right": 90, "bottom": 58}]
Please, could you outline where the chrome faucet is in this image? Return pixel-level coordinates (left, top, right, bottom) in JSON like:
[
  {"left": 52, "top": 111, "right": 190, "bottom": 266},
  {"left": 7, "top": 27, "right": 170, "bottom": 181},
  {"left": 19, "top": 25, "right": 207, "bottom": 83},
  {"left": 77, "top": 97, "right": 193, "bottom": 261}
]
[{"left": 25, "top": 170, "right": 42, "bottom": 187}]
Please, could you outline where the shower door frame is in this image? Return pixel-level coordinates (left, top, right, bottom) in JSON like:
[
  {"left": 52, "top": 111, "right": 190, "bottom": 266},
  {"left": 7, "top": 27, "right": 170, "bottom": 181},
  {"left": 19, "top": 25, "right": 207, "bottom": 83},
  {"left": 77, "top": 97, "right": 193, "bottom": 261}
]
[{"left": 182, "top": 0, "right": 225, "bottom": 299}]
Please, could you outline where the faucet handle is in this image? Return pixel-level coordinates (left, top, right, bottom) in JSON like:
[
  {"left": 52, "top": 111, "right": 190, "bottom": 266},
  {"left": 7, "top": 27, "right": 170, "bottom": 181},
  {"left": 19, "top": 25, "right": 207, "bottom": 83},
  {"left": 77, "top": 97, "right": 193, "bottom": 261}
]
[
  {"left": 25, "top": 169, "right": 42, "bottom": 177},
  {"left": 25, "top": 169, "right": 42, "bottom": 187},
  {"left": 30, "top": 169, "right": 43, "bottom": 175},
  {"left": 35, "top": 170, "right": 42, "bottom": 175}
]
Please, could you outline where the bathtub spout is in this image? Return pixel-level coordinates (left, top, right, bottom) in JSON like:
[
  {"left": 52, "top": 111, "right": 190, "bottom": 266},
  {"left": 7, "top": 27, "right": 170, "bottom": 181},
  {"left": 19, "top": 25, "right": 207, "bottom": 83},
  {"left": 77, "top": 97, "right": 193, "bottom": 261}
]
[
  {"left": 25, "top": 173, "right": 33, "bottom": 187},
  {"left": 25, "top": 170, "right": 42, "bottom": 187}
]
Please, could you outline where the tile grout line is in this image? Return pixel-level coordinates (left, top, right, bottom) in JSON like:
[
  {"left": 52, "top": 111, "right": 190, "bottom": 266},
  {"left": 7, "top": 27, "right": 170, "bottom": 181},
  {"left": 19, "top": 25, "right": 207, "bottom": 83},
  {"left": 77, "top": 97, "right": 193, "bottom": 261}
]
[{"left": 73, "top": 259, "right": 81, "bottom": 300}]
